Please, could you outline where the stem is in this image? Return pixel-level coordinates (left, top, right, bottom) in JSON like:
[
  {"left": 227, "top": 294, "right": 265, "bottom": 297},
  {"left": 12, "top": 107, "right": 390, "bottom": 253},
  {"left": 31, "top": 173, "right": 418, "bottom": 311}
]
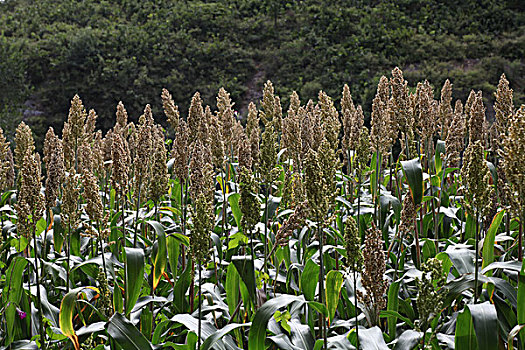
[
  {"left": 519, "top": 212, "right": 524, "bottom": 262},
  {"left": 32, "top": 223, "right": 45, "bottom": 349},
  {"left": 353, "top": 268, "right": 359, "bottom": 349},
  {"left": 318, "top": 222, "right": 327, "bottom": 349},
  {"left": 198, "top": 264, "right": 202, "bottom": 350},
  {"left": 474, "top": 210, "right": 479, "bottom": 303},
  {"left": 133, "top": 186, "right": 141, "bottom": 248},
  {"left": 66, "top": 223, "right": 71, "bottom": 293},
  {"left": 263, "top": 184, "right": 269, "bottom": 294}
]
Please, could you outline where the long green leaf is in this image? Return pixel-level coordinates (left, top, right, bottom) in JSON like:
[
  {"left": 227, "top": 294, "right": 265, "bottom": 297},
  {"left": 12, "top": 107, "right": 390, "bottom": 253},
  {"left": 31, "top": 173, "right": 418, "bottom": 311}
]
[
  {"left": 167, "top": 235, "right": 180, "bottom": 279},
  {"left": 301, "top": 259, "right": 319, "bottom": 302},
  {"left": 518, "top": 260, "right": 525, "bottom": 348},
  {"left": 226, "top": 263, "right": 240, "bottom": 320},
  {"left": 248, "top": 295, "right": 306, "bottom": 350},
  {"left": 124, "top": 248, "right": 144, "bottom": 317},
  {"left": 201, "top": 323, "right": 251, "bottom": 350},
  {"left": 107, "top": 313, "right": 153, "bottom": 350},
  {"left": 3, "top": 257, "right": 28, "bottom": 347},
  {"left": 455, "top": 302, "right": 498, "bottom": 350},
  {"left": 482, "top": 210, "right": 505, "bottom": 273},
  {"left": 401, "top": 158, "right": 423, "bottom": 206},
  {"left": 228, "top": 193, "right": 242, "bottom": 229},
  {"left": 59, "top": 287, "right": 99, "bottom": 350},
  {"left": 386, "top": 282, "right": 400, "bottom": 342},
  {"left": 148, "top": 221, "right": 167, "bottom": 290},
  {"left": 325, "top": 270, "right": 343, "bottom": 324},
  {"left": 358, "top": 326, "right": 388, "bottom": 350}
]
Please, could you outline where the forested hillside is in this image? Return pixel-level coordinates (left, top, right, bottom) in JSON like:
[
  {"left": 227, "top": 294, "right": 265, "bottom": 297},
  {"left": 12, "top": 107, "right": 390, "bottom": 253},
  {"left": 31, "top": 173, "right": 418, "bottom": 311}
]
[{"left": 1, "top": 0, "right": 524, "bottom": 143}]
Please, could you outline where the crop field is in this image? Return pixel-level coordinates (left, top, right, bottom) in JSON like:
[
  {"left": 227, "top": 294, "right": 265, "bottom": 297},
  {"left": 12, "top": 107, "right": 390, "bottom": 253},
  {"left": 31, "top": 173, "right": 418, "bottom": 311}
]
[{"left": 0, "top": 68, "right": 524, "bottom": 349}]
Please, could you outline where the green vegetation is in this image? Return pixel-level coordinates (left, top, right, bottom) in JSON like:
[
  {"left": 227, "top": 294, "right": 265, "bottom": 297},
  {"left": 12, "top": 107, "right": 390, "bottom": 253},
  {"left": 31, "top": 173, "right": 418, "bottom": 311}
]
[
  {"left": 1, "top": 67, "right": 525, "bottom": 348},
  {"left": 1, "top": 0, "right": 524, "bottom": 143}
]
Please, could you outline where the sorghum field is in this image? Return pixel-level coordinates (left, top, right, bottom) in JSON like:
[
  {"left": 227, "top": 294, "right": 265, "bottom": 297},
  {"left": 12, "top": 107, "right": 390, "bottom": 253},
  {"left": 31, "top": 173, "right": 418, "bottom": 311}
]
[{"left": 0, "top": 68, "right": 524, "bottom": 350}]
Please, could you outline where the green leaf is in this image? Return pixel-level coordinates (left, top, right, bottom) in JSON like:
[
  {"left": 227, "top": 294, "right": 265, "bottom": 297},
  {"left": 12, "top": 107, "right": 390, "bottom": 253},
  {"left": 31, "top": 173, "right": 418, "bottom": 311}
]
[
  {"left": 393, "top": 330, "right": 423, "bottom": 350},
  {"left": 52, "top": 214, "right": 65, "bottom": 253},
  {"left": 107, "top": 313, "right": 153, "bottom": 350},
  {"left": 482, "top": 210, "right": 505, "bottom": 274},
  {"left": 455, "top": 302, "right": 498, "bottom": 350},
  {"left": 325, "top": 270, "right": 343, "bottom": 324},
  {"left": 232, "top": 255, "right": 256, "bottom": 303},
  {"left": 358, "top": 326, "right": 388, "bottom": 349},
  {"left": 248, "top": 295, "right": 306, "bottom": 350},
  {"left": 518, "top": 260, "right": 525, "bottom": 348},
  {"left": 173, "top": 258, "right": 192, "bottom": 314},
  {"left": 148, "top": 221, "right": 167, "bottom": 290},
  {"left": 380, "top": 310, "right": 415, "bottom": 329},
  {"left": 401, "top": 158, "right": 423, "bottom": 206},
  {"left": 167, "top": 235, "right": 180, "bottom": 279},
  {"left": 508, "top": 324, "right": 525, "bottom": 350},
  {"left": 60, "top": 287, "right": 99, "bottom": 350},
  {"left": 228, "top": 193, "right": 242, "bottom": 229},
  {"left": 201, "top": 323, "right": 251, "bottom": 350},
  {"left": 301, "top": 259, "right": 319, "bottom": 302},
  {"left": 2, "top": 257, "right": 28, "bottom": 347},
  {"left": 226, "top": 263, "right": 240, "bottom": 321},
  {"left": 386, "top": 282, "right": 400, "bottom": 342},
  {"left": 124, "top": 248, "right": 144, "bottom": 317},
  {"left": 434, "top": 140, "right": 446, "bottom": 174}
]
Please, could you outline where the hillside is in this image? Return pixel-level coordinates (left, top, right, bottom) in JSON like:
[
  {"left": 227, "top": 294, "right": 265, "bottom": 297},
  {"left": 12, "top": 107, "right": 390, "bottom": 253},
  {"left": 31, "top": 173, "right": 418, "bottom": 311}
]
[{"left": 1, "top": 0, "right": 524, "bottom": 142}]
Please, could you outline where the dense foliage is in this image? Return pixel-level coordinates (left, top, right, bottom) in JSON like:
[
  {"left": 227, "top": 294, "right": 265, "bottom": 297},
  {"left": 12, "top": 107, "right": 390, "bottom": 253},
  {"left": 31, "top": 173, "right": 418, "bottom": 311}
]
[
  {"left": 1, "top": 68, "right": 525, "bottom": 349},
  {"left": 0, "top": 0, "right": 524, "bottom": 144}
]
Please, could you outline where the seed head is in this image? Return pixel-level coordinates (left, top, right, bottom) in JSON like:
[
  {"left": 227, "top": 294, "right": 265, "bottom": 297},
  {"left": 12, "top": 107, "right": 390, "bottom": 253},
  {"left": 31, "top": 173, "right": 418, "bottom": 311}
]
[
  {"left": 0, "top": 127, "right": 12, "bottom": 192},
  {"left": 14, "top": 122, "right": 35, "bottom": 173},
  {"left": 62, "top": 169, "right": 80, "bottom": 230},
  {"left": 44, "top": 127, "right": 65, "bottom": 211},
  {"left": 468, "top": 91, "right": 485, "bottom": 144},
  {"left": 111, "top": 133, "right": 130, "bottom": 197},
  {"left": 282, "top": 92, "right": 302, "bottom": 169},
  {"left": 445, "top": 100, "right": 466, "bottom": 168},
  {"left": 15, "top": 150, "right": 44, "bottom": 239},
  {"left": 246, "top": 102, "right": 260, "bottom": 168},
  {"left": 318, "top": 91, "right": 340, "bottom": 151},
  {"left": 357, "top": 224, "right": 388, "bottom": 327},
  {"left": 217, "top": 87, "right": 235, "bottom": 152},
  {"left": 188, "top": 92, "right": 206, "bottom": 144},
  {"left": 161, "top": 88, "right": 180, "bottom": 132},
  {"left": 461, "top": 140, "right": 493, "bottom": 216},
  {"left": 415, "top": 258, "right": 446, "bottom": 330},
  {"left": 148, "top": 127, "right": 169, "bottom": 204},
  {"left": 275, "top": 201, "right": 308, "bottom": 247},
  {"left": 62, "top": 95, "right": 87, "bottom": 169},
  {"left": 82, "top": 170, "right": 103, "bottom": 223},
  {"left": 344, "top": 216, "right": 362, "bottom": 271},
  {"left": 439, "top": 79, "right": 453, "bottom": 140},
  {"left": 239, "top": 167, "right": 260, "bottom": 235},
  {"left": 370, "top": 76, "right": 391, "bottom": 156},
  {"left": 173, "top": 119, "right": 190, "bottom": 182},
  {"left": 501, "top": 105, "right": 525, "bottom": 216}
]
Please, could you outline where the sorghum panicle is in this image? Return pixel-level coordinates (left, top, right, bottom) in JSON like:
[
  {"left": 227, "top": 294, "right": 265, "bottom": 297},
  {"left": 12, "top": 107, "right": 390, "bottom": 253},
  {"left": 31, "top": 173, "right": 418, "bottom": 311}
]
[
  {"left": 44, "top": 128, "right": 65, "bottom": 211},
  {"left": 0, "top": 127, "right": 11, "bottom": 191},
  {"left": 468, "top": 91, "right": 485, "bottom": 144},
  {"left": 439, "top": 79, "right": 453, "bottom": 140},
  {"left": 14, "top": 121, "right": 35, "bottom": 173},
  {"left": 344, "top": 216, "right": 362, "bottom": 271},
  {"left": 246, "top": 102, "right": 260, "bottom": 168},
  {"left": 111, "top": 133, "right": 130, "bottom": 197},
  {"left": 445, "top": 100, "right": 466, "bottom": 168},
  {"left": 148, "top": 126, "right": 169, "bottom": 204},
  {"left": 161, "top": 88, "right": 180, "bottom": 132},
  {"left": 357, "top": 224, "right": 388, "bottom": 327},
  {"left": 15, "top": 150, "right": 45, "bottom": 239}
]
